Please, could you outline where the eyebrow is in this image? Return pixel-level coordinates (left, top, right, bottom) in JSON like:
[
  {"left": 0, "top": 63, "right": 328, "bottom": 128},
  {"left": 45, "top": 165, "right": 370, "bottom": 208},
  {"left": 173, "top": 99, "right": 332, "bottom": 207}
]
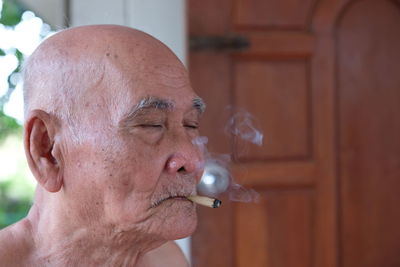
[
  {"left": 136, "top": 96, "right": 175, "bottom": 111},
  {"left": 192, "top": 97, "right": 206, "bottom": 114},
  {"left": 119, "top": 96, "right": 173, "bottom": 126},
  {"left": 119, "top": 96, "right": 206, "bottom": 126}
]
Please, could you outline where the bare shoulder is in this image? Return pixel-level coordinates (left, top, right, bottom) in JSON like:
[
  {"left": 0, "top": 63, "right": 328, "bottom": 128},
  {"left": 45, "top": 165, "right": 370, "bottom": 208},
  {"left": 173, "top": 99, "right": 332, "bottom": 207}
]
[
  {"left": 0, "top": 225, "right": 19, "bottom": 265},
  {"left": 138, "top": 241, "right": 189, "bottom": 267},
  {"left": 0, "top": 222, "right": 31, "bottom": 267}
]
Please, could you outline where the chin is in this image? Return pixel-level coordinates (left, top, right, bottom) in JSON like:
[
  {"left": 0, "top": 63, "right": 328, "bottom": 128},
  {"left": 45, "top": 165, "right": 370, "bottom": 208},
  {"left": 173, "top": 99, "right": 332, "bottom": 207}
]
[
  {"left": 164, "top": 218, "right": 197, "bottom": 240},
  {"left": 175, "top": 214, "right": 198, "bottom": 239},
  {"left": 158, "top": 207, "right": 198, "bottom": 240}
]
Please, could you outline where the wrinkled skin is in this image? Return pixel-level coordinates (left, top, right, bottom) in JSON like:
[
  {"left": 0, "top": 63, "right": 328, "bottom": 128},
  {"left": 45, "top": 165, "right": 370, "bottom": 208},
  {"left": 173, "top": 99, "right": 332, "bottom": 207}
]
[{"left": 0, "top": 25, "right": 205, "bottom": 266}]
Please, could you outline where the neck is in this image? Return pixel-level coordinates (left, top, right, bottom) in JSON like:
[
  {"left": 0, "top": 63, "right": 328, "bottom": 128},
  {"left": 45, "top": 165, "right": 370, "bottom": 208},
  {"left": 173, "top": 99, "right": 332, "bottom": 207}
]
[
  {"left": 17, "top": 191, "right": 162, "bottom": 266},
  {"left": 33, "top": 226, "right": 143, "bottom": 266}
]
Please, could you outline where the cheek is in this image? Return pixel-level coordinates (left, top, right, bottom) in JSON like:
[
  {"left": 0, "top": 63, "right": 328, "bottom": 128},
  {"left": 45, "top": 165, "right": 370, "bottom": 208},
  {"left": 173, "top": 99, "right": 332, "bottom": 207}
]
[{"left": 104, "top": 143, "right": 163, "bottom": 194}]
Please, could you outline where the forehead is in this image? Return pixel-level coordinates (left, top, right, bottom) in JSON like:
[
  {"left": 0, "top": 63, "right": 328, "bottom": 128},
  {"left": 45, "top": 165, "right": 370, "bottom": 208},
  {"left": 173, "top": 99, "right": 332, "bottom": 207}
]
[
  {"left": 68, "top": 30, "right": 200, "bottom": 117},
  {"left": 135, "top": 63, "right": 192, "bottom": 95},
  {"left": 104, "top": 54, "right": 198, "bottom": 113}
]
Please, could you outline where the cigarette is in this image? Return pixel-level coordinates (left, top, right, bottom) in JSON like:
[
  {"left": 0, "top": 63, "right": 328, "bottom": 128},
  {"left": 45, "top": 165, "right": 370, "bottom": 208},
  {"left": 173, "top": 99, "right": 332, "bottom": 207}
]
[{"left": 187, "top": 195, "right": 222, "bottom": 208}]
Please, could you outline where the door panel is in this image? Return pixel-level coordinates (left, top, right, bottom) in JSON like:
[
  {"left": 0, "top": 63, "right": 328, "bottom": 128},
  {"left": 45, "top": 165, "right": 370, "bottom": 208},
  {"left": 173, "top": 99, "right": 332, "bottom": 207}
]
[
  {"left": 338, "top": 1, "right": 400, "bottom": 267},
  {"left": 236, "top": 190, "right": 313, "bottom": 267},
  {"left": 190, "top": 0, "right": 327, "bottom": 266},
  {"left": 234, "top": 59, "right": 311, "bottom": 160},
  {"left": 189, "top": 0, "right": 400, "bottom": 266},
  {"left": 233, "top": 0, "right": 316, "bottom": 29}
]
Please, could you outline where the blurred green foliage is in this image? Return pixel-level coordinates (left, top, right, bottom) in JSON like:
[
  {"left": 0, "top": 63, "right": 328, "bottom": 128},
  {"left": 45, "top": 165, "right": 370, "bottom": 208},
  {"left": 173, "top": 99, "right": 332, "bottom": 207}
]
[
  {"left": 0, "top": 109, "right": 21, "bottom": 142},
  {"left": 0, "top": 0, "right": 23, "bottom": 108},
  {"left": 0, "top": 182, "right": 32, "bottom": 228},
  {"left": 0, "top": 0, "right": 23, "bottom": 26},
  {"left": 0, "top": 130, "right": 33, "bottom": 229},
  {"left": 0, "top": 0, "right": 33, "bottom": 229},
  {"left": 0, "top": 0, "right": 24, "bottom": 137}
]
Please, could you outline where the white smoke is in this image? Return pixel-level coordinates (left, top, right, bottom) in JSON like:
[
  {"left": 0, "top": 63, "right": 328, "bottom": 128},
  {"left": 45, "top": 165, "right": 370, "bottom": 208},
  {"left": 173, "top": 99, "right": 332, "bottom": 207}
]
[
  {"left": 192, "top": 107, "right": 263, "bottom": 203},
  {"left": 225, "top": 108, "right": 263, "bottom": 146}
]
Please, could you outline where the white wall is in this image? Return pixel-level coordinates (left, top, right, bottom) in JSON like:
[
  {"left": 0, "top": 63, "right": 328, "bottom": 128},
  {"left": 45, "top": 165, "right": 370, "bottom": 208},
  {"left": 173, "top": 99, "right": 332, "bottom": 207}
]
[
  {"left": 18, "top": 0, "right": 67, "bottom": 29},
  {"left": 126, "top": 0, "right": 187, "bottom": 64},
  {"left": 69, "top": 0, "right": 125, "bottom": 26}
]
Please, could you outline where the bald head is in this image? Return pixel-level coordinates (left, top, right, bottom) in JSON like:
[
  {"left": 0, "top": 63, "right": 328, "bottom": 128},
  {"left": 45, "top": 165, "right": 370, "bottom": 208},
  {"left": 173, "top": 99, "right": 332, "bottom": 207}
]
[{"left": 23, "top": 25, "right": 186, "bottom": 140}]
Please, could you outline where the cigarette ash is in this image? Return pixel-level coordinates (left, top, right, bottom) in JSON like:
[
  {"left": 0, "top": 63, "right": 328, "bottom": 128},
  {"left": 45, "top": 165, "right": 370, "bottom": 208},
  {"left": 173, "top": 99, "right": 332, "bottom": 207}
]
[{"left": 192, "top": 107, "right": 263, "bottom": 203}]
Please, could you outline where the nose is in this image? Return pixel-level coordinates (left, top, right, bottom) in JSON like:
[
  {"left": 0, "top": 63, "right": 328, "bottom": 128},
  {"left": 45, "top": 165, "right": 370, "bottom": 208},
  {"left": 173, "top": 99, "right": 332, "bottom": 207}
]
[
  {"left": 166, "top": 153, "right": 196, "bottom": 173},
  {"left": 165, "top": 143, "right": 204, "bottom": 182}
]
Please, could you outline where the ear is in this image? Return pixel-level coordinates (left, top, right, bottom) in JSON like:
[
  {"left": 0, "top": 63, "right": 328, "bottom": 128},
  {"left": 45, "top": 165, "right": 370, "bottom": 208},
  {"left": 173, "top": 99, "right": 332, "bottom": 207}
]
[{"left": 24, "top": 109, "right": 63, "bottom": 192}]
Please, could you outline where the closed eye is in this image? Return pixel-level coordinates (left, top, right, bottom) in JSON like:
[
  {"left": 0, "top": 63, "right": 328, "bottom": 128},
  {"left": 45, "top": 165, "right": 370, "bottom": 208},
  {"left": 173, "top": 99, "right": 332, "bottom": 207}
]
[
  {"left": 184, "top": 124, "right": 198, "bottom": 129},
  {"left": 139, "top": 124, "right": 163, "bottom": 128}
]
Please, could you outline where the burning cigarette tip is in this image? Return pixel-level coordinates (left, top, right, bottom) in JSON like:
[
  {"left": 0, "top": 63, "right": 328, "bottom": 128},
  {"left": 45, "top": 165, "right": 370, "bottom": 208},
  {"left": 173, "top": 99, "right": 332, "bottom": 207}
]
[
  {"left": 187, "top": 195, "right": 222, "bottom": 208},
  {"left": 212, "top": 199, "right": 222, "bottom": 208}
]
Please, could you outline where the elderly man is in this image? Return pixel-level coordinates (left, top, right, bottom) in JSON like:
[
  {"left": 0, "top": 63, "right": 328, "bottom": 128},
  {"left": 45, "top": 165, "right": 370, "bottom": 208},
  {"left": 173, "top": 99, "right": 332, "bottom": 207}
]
[{"left": 0, "top": 25, "right": 206, "bottom": 266}]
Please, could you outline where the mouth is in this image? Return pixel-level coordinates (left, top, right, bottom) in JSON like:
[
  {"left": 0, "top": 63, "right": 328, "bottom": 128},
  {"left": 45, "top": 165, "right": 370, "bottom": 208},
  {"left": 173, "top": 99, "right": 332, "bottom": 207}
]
[{"left": 151, "top": 194, "right": 192, "bottom": 208}]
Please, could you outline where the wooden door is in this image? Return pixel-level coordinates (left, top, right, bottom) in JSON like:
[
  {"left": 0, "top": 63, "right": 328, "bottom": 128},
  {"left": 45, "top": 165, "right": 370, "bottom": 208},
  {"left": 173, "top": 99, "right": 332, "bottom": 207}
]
[{"left": 188, "top": 0, "right": 400, "bottom": 266}]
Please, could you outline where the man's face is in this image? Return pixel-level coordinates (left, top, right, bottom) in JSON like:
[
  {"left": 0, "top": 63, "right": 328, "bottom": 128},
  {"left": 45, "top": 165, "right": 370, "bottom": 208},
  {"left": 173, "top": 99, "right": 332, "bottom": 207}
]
[{"left": 61, "top": 50, "right": 205, "bottom": 242}]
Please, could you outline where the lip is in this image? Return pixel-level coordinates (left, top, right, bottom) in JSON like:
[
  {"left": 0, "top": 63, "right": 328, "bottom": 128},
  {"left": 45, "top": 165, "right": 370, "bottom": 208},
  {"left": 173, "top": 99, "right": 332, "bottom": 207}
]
[{"left": 152, "top": 195, "right": 191, "bottom": 208}]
